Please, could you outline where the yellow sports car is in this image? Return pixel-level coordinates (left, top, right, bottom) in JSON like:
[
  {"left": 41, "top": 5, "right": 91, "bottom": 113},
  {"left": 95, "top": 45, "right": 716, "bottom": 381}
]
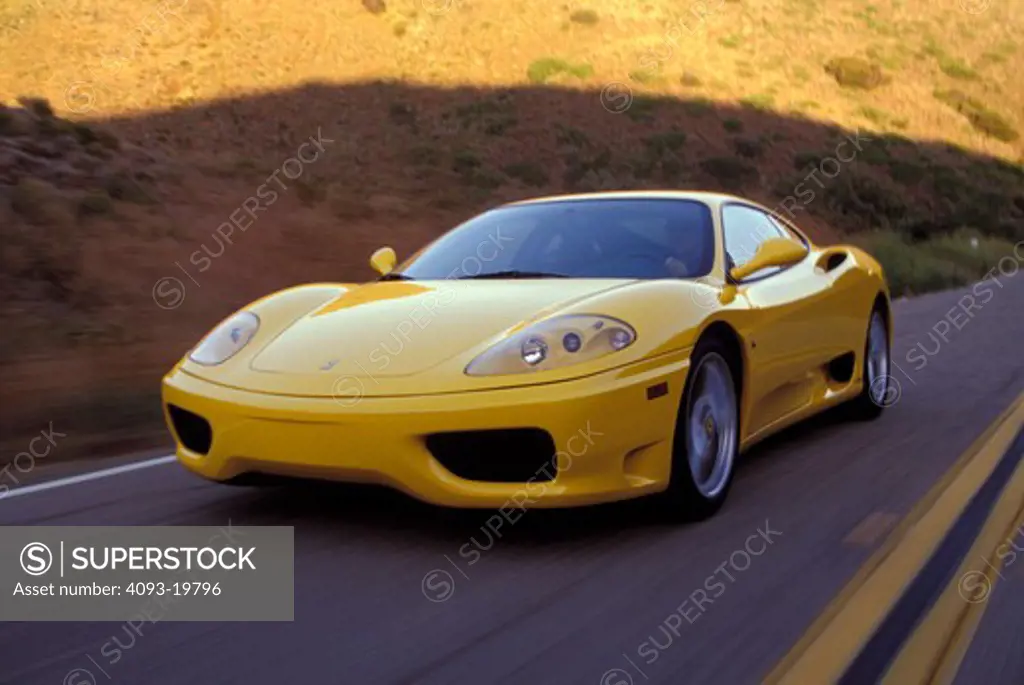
[{"left": 162, "top": 191, "right": 891, "bottom": 519}]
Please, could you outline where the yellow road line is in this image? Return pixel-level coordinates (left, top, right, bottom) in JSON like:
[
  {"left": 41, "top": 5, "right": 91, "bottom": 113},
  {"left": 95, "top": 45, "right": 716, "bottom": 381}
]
[
  {"left": 764, "top": 394, "right": 1024, "bottom": 684},
  {"left": 882, "top": 462, "right": 1024, "bottom": 685}
]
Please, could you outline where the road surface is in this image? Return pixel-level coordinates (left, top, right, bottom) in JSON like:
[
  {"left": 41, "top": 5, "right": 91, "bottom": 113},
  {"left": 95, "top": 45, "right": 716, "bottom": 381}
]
[{"left": 1, "top": 278, "right": 1022, "bottom": 685}]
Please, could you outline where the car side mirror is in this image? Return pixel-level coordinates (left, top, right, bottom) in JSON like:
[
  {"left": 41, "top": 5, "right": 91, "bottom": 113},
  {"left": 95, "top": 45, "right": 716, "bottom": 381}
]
[
  {"left": 728, "top": 238, "right": 808, "bottom": 282},
  {"left": 369, "top": 246, "right": 397, "bottom": 276}
]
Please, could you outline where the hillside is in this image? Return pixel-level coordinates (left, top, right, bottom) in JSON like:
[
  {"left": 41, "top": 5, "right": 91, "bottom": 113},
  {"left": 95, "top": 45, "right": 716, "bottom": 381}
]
[{"left": 1, "top": 0, "right": 1022, "bottom": 457}]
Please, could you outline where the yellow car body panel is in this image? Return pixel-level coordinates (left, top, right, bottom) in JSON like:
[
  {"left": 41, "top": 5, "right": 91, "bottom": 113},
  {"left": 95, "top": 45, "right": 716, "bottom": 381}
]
[{"left": 162, "top": 191, "right": 890, "bottom": 508}]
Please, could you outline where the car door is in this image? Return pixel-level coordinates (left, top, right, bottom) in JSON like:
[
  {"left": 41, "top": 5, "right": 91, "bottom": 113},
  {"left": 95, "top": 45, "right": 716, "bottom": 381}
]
[{"left": 721, "top": 203, "right": 843, "bottom": 436}]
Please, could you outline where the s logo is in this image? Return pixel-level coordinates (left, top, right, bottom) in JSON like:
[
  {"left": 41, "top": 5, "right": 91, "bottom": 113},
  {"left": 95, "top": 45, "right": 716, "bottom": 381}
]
[{"left": 21, "top": 542, "right": 53, "bottom": 576}]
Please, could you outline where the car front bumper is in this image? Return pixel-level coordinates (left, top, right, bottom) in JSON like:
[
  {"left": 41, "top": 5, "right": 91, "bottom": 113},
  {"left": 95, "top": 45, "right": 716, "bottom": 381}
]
[{"left": 161, "top": 352, "right": 689, "bottom": 508}]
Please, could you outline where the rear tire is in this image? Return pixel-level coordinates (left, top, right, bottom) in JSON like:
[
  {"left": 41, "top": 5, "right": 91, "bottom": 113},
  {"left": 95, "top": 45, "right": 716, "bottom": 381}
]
[
  {"left": 846, "top": 305, "right": 891, "bottom": 420},
  {"left": 660, "top": 336, "right": 741, "bottom": 521}
]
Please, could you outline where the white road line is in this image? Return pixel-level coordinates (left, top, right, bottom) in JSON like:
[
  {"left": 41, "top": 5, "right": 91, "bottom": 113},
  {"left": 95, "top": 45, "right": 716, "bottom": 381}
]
[{"left": 0, "top": 455, "right": 177, "bottom": 502}]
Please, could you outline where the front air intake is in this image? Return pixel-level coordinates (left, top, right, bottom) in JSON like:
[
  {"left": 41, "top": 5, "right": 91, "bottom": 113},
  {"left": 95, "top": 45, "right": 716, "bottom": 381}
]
[
  {"left": 166, "top": 404, "right": 213, "bottom": 455},
  {"left": 425, "top": 428, "right": 557, "bottom": 483}
]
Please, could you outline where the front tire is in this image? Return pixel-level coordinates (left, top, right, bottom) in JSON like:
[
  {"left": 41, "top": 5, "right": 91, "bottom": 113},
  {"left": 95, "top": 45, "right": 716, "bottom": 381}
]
[
  {"left": 661, "top": 337, "right": 740, "bottom": 521},
  {"left": 847, "top": 305, "right": 891, "bottom": 420}
]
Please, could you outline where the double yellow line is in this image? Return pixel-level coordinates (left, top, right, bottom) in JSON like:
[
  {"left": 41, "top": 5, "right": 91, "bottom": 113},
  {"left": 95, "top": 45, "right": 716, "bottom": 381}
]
[{"left": 766, "top": 394, "right": 1024, "bottom": 685}]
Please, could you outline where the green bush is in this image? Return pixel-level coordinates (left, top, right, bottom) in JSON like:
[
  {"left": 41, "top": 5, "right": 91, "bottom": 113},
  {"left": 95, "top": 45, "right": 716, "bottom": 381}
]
[
  {"left": 569, "top": 9, "right": 599, "bottom": 25},
  {"left": 643, "top": 131, "right": 688, "bottom": 154},
  {"left": 451, "top": 149, "right": 481, "bottom": 173},
  {"left": 11, "top": 177, "right": 67, "bottom": 224},
  {"left": 824, "top": 57, "right": 889, "bottom": 90},
  {"left": 792, "top": 151, "right": 820, "bottom": 169},
  {"left": 740, "top": 93, "right": 775, "bottom": 111},
  {"left": 700, "top": 157, "right": 758, "bottom": 190},
  {"left": 722, "top": 118, "right": 743, "bottom": 133},
  {"left": 829, "top": 172, "right": 908, "bottom": 225},
  {"left": 856, "top": 229, "right": 1017, "bottom": 296},
  {"left": 629, "top": 69, "right": 662, "bottom": 85},
  {"left": 526, "top": 58, "right": 593, "bottom": 84},
  {"left": 918, "top": 230, "right": 1015, "bottom": 279},
  {"left": 937, "top": 57, "right": 978, "bottom": 81},
  {"left": 502, "top": 162, "right": 549, "bottom": 187},
  {"left": 103, "top": 172, "right": 155, "bottom": 204},
  {"left": 933, "top": 89, "right": 1019, "bottom": 142},
  {"left": 734, "top": 137, "right": 765, "bottom": 159},
  {"left": 78, "top": 193, "right": 114, "bottom": 217},
  {"left": 856, "top": 231, "right": 967, "bottom": 296}
]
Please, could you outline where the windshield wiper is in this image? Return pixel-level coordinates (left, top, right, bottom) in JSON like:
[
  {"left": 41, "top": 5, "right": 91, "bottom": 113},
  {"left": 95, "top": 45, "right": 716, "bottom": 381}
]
[
  {"left": 457, "top": 270, "right": 570, "bottom": 280},
  {"left": 378, "top": 272, "right": 415, "bottom": 281}
]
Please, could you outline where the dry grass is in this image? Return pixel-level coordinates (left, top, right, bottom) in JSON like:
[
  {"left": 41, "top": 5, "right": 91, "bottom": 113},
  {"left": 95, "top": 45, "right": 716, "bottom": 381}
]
[{"left": 0, "top": 0, "right": 1022, "bottom": 457}]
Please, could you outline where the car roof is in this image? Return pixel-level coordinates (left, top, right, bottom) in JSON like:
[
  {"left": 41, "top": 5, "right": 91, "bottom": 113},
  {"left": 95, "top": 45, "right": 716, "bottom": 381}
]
[{"left": 501, "top": 190, "right": 754, "bottom": 209}]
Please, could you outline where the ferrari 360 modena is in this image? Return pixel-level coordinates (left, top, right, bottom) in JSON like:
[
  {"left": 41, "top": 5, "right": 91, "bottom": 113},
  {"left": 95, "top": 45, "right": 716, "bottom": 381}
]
[{"left": 162, "top": 191, "right": 892, "bottom": 520}]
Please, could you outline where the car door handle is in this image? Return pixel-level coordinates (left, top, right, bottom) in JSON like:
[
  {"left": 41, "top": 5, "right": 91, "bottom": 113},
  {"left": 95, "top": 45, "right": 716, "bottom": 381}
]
[{"left": 815, "top": 249, "right": 849, "bottom": 274}]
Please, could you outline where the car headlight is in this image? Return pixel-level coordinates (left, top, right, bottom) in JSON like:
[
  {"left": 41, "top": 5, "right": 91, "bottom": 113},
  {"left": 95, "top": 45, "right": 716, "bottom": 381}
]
[
  {"left": 189, "top": 311, "right": 260, "bottom": 366},
  {"left": 465, "top": 314, "right": 636, "bottom": 376}
]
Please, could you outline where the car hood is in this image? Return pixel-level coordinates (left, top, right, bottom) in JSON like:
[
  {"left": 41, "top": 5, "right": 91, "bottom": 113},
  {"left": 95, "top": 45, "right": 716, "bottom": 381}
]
[{"left": 183, "top": 278, "right": 674, "bottom": 397}]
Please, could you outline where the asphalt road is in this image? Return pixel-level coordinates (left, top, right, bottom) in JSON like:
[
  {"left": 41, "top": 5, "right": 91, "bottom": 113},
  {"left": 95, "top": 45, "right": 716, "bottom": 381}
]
[{"left": 2, "top": 278, "right": 1023, "bottom": 685}]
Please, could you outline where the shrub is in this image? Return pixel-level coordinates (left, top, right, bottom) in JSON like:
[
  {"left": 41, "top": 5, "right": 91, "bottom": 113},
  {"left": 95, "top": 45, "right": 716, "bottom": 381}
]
[
  {"left": 919, "top": 229, "right": 1016, "bottom": 279},
  {"left": 682, "top": 98, "right": 713, "bottom": 116},
  {"left": 103, "top": 172, "right": 155, "bottom": 204},
  {"left": 937, "top": 57, "right": 978, "bottom": 80},
  {"left": 554, "top": 123, "right": 590, "bottom": 148},
  {"left": 11, "top": 178, "right": 67, "bottom": 225},
  {"left": 740, "top": 93, "right": 775, "bottom": 111},
  {"left": 829, "top": 172, "right": 908, "bottom": 226},
  {"left": 388, "top": 102, "right": 416, "bottom": 125},
  {"left": 563, "top": 148, "right": 613, "bottom": 187},
  {"left": 643, "top": 131, "right": 688, "bottom": 154},
  {"left": 734, "top": 137, "right": 765, "bottom": 159},
  {"left": 887, "top": 160, "right": 928, "bottom": 185},
  {"left": 0, "top": 106, "right": 33, "bottom": 136},
  {"left": 17, "top": 97, "right": 54, "bottom": 118},
  {"left": 624, "top": 96, "right": 660, "bottom": 122},
  {"left": 859, "top": 139, "right": 891, "bottom": 165},
  {"left": 933, "top": 90, "right": 1019, "bottom": 142},
  {"left": 856, "top": 105, "right": 888, "bottom": 125},
  {"left": 722, "top": 118, "right": 743, "bottom": 133},
  {"left": 700, "top": 157, "right": 758, "bottom": 190},
  {"left": 855, "top": 231, "right": 967, "bottom": 296},
  {"left": 72, "top": 123, "right": 101, "bottom": 145},
  {"left": 569, "top": 9, "right": 598, "bottom": 25},
  {"left": 794, "top": 100, "right": 821, "bottom": 112},
  {"left": 463, "top": 169, "right": 503, "bottom": 189},
  {"left": 629, "top": 69, "right": 662, "bottom": 85},
  {"left": 503, "top": 162, "right": 549, "bottom": 187},
  {"left": 451, "top": 149, "right": 481, "bottom": 173},
  {"left": 824, "top": 57, "right": 889, "bottom": 89},
  {"left": 526, "top": 58, "right": 593, "bottom": 84},
  {"left": 793, "top": 151, "right": 820, "bottom": 170},
  {"left": 857, "top": 229, "right": 1017, "bottom": 296},
  {"left": 78, "top": 193, "right": 114, "bottom": 216}
]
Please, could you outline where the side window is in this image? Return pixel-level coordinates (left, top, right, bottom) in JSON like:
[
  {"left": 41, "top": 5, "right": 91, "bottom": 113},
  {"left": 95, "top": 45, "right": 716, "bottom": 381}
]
[
  {"left": 767, "top": 214, "right": 808, "bottom": 246},
  {"left": 722, "top": 205, "right": 792, "bottom": 279}
]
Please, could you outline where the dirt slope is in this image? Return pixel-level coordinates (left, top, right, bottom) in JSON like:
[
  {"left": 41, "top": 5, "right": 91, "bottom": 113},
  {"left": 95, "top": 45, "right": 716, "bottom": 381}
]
[{"left": 0, "top": 0, "right": 1022, "bottom": 457}]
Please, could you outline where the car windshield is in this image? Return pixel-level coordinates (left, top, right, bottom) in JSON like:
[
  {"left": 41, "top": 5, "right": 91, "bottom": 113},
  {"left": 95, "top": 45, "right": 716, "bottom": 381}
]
[{"left": 397, "top": 198, "right": 716, "bottom": 280}]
